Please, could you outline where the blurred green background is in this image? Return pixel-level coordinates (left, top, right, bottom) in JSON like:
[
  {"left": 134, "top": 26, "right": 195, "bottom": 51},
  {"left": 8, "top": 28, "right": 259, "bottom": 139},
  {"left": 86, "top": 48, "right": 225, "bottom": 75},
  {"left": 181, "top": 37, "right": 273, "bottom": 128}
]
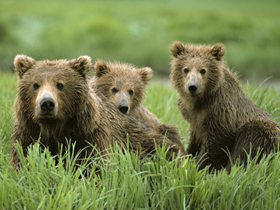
[{"left": 0, "top": 0, "right": 279, "bottom": 80}]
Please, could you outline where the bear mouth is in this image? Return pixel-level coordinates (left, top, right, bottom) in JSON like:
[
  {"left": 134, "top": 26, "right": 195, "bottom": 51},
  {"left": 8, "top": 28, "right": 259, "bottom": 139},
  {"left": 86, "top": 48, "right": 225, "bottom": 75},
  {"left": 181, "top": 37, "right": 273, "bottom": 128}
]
[
  {"left": 189, "top": 91, "right": 200, "bottom": 96},
  {"left": 36, "top": 112, "right": 58, "bottom": 120},
  {"left": 39, "top": 114, "right": 55, "bottom": 118},
  {"left": 35, "top": 114, "right": 60, "bottom": 126}
]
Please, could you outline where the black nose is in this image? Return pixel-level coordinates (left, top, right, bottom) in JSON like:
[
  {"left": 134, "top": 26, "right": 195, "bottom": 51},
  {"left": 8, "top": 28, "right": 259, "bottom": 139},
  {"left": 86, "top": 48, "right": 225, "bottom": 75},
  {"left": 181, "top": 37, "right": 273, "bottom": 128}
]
[
  {"left": 119, "top": 105, "right": 129, "bottom": 114},
  {"left": 40, "top": 98, "right": 55, "bottom": 112},
  {"left": 188, "top": 85, "right": 198, "bottom": 93}
]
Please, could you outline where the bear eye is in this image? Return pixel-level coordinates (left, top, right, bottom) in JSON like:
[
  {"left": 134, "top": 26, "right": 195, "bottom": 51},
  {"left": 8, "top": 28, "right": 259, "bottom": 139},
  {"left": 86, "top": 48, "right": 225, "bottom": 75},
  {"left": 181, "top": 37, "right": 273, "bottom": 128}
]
[
  {"left": 200, "top": 69, "right": 206, "bottom": 75},
  {"left": 112, "top": 87, "right": 118, "bottom": 94},
  {"left": 183, "top": 68, "right": 189, "bottom": 74},
  {"left": 57, "top": 83, "right": 64, "bottom": 90},
  {"left": 128, "top": 89, "right": 134, "bottom": 96},
  {"left": 33, "top": 83, "right": 40, "bottom": 90}
]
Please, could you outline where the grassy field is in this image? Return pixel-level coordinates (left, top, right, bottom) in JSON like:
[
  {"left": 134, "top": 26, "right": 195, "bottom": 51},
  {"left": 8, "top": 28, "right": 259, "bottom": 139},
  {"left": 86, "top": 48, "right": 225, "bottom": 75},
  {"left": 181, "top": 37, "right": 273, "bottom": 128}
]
[
  {"left": 0, "top": 0, "right": 280, "bottom": 80},
  {"left": 1, "top": 72, "right": 280, "bottom": 209}
]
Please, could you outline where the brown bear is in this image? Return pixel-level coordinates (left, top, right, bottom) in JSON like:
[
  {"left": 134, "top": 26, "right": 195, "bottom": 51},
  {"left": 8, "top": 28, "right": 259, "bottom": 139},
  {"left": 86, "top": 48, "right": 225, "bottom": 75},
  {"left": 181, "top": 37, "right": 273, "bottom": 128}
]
[
  {"left": 90, "top": 60, "right": 185, "bottom": 150},
  {"left": 11, "top": 55, "right": 185, "bottom": 167},
  {"left": 170, "top": 41, "right": 279, "bottom": 171}
]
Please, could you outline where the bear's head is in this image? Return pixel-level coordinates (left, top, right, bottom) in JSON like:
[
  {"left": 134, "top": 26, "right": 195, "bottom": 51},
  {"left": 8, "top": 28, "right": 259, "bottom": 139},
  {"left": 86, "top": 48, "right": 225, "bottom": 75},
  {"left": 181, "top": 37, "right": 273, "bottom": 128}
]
[
  {"left": 92, "top": 60, "right": 152, "bottom": 114},
  {"left": 14, "top": 55, "right": 92, "bottom": 125},
  {"left": 170, "top": 41, "right": 226, "bottom": 98}
]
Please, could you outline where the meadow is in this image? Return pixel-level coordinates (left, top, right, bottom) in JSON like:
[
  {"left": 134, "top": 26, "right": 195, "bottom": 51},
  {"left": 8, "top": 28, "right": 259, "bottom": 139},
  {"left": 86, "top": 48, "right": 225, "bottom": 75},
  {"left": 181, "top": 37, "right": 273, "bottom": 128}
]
[
  {"left": 1, "top": 0, "right": 280, "bottom": 209},
  {"left": 0, "top": 0, "right": 280, "bottom": 79},
  {"left": 0, "top": 72, "right": 280, "bottom": 209}
]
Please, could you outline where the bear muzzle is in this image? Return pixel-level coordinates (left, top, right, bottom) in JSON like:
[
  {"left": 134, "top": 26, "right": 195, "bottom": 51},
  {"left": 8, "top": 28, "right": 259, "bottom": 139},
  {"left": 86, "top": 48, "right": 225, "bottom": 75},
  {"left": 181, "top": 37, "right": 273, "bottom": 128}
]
[
  {"left": 37, "top": 97, "right": 57, "bottom": 117},
  {"left": 187, "top": 81, "right": 201, "bottom": 96},
  {"left": 35, "top": 88, "right": 58, "bottom": 118},
  {"left": 40, "top": 97, "right": 55, "bottom": 112},
  {"left": 188, "top": 83, "right": 198, "bottom": 93},
  {"left": 118, "top": 100, "right": 129, "bottom": 114},
  {"left": 115, "top": 92, "right": 130, "bottom": 114},
  {"left": 186, "top": 75, "right": 202, "bottom": 96}
]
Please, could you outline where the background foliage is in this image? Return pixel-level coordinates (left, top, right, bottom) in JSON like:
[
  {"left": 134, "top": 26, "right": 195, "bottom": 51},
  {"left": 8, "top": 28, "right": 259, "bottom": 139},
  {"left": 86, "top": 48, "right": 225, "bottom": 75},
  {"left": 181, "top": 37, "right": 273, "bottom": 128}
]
[{"left": 0, "top": 0, "right": 280, "bottom": 80}]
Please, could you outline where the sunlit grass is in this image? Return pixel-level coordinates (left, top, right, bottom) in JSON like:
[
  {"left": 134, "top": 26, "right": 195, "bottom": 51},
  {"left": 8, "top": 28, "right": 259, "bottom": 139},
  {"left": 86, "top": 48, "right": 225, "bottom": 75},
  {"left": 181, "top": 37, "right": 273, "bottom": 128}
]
[{"left": 1, "top": 72, "right": 280, "bottom": 209}]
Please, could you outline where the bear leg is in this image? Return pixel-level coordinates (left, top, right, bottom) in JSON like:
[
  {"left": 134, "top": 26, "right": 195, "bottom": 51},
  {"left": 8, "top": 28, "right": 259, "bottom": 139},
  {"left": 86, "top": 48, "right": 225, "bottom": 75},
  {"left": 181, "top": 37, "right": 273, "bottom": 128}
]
[{"left": 226, "top": 120, "right": 280, "bottom": 172}]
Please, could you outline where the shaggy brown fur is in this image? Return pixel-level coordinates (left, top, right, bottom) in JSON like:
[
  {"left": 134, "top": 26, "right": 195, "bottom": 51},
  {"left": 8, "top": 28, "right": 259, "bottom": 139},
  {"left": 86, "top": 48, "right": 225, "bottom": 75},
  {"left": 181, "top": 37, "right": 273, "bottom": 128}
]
[
  {"left": 11, "top": 55, "right": 184, "bottom": 166},
  {"left": 170, "top": 41, "right": 279, "bottom": 171},
  {"left": 90, "top": 60, "right": 186, "bottom": 149}
]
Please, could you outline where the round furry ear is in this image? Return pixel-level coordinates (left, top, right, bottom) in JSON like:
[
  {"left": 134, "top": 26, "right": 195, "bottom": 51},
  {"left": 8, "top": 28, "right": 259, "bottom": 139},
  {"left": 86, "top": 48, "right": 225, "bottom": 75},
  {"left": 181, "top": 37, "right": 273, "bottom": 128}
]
[
  {"left": 69, "top": 55, "right": 92, "bottom": 78},
  {"left": 170, "top": 41, "right": 186, "bottom": 58},
  {"left": 94, "top": 59, "right": 110, "bottom": 77},
  {"left": 14, "top": 54, "right": 36, "bottom": 79},
  {"left": 210, "top": 43, "right": 226, "bottom": 61},
  {"left": 137, "top": 67, "right": 153, "bottom": 85}
]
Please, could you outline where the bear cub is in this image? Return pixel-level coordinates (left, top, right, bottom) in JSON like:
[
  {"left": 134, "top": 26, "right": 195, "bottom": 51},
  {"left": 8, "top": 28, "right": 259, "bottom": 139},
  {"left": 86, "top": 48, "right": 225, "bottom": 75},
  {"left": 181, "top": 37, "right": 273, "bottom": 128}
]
[
  {"left": 170, "top": 41, "right": 279, "bottom": 171},
  {"left": 90, "top": 60, "right": 185, "bottom": 150}
]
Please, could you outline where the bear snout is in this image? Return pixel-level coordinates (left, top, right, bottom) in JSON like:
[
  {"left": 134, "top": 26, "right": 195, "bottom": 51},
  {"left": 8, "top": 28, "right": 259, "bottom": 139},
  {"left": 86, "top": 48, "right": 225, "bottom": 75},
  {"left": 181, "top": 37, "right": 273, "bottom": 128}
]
[
  {"left": 185, "top": 73, "right": 202, "bottom": 96},
  {"left": 40, "top": 97, "right": 55, "bottom": 112},
  {"left": 188, "top": 84, "right": 198, "bottom": 93},
  {"left": 187, "top": 81, "right": 201, "bottom": 95},
  {"left": 116, "top": 92, "right": 130, "bottom": 114},
  {"left": 118, "top": 100, "right": 129, "bottom": 114},
  {"left": 36, "top": 96, "right": 58, "bottom": 118},
  {"left": 35, "top": 85, "right": 58, "bottom": 118}
]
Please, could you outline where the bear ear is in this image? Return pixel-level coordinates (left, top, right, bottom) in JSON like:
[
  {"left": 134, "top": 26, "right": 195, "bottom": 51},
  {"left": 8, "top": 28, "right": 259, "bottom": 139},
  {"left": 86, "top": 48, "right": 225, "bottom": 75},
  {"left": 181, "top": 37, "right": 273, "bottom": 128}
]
[
  {"left": 14, "top": 54, "right": 36, "bottom": 79},
  {"left": 94, "top": 59, "right": 110, "bottom": 77},
  {"left": 137, "top": 67, "right": 153, "bottom": 84},
  {"left": 69, "top": 55, "right": 92, "bottom": 78},
  {"left": 210, "top": 43, "right": 226, "bottom": 61},
  {"left": 170, "top": 41, "right": 186, "bottom": 58}
]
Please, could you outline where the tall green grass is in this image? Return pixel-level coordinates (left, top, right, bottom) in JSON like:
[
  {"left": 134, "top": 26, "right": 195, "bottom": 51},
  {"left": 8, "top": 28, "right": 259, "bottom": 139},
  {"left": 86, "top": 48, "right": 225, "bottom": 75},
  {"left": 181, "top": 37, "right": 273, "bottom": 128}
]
[
  {"left": 1, "top": 72, "right": 280, "bottom": 209},
  {"left": 0, "top": 0, "right": 280, "bottom": 79}
]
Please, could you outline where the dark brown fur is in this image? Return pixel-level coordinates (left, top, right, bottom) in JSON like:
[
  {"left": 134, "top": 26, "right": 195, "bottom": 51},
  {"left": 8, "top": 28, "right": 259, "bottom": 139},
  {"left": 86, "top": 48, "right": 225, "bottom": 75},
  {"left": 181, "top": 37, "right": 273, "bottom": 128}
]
[
  {"left": 170, "top": 41, "right": 279, "bottom": 171},
  {"left": 11, "top": 55, "right": 184, "bottom": 167},
  {"left": 90, "top": 60, "right": 186, "bottom": 150}
]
